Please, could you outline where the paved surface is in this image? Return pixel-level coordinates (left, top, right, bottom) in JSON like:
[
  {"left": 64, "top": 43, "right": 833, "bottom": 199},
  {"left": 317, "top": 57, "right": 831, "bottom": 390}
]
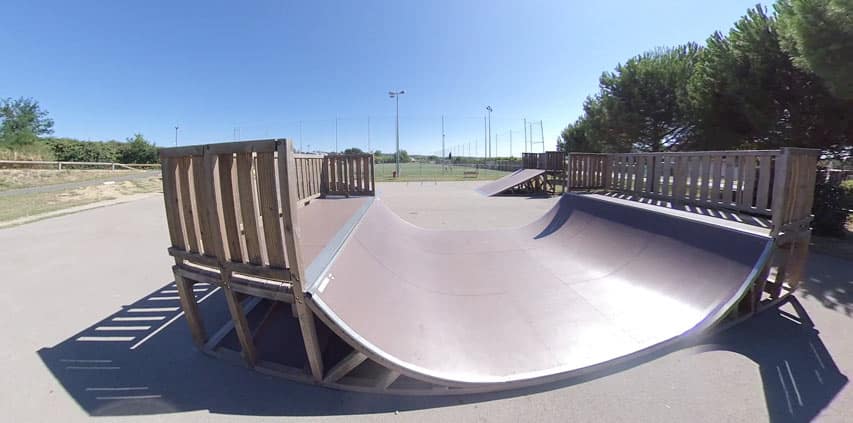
[
  {"left": 0, "top": 170, "right": 160, "bottom": 197},
  {"left": 0, "top": 181, "right": 850, "bottom": 422}
]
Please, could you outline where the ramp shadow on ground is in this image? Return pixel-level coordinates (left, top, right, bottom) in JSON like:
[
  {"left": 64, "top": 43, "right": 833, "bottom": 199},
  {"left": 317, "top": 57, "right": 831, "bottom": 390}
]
[{"left": 38, "top": 279, "right": 847, "bottom": 419}]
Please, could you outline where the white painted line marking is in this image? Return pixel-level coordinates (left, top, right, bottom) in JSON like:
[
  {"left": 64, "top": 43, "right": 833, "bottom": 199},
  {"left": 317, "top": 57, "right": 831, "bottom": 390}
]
[
  {"left": 60, "top": 359, "right": 112, "bottom": 363},
  {"left": 128, "top": 307, "right": 179, "bottom": 313},
  {"left": 96, "top": 394, "right": 162, "bottom": 400},
  {"left": 161, "top": 289, "right": 208, "bottom": 294},
  {"left": 77, "top": 336, "right": 136, "bottom": 342},
  {"left": 86, "top": 387, "right": 149, "bottom": 392},
  {"left": 148, "top": 296, "right": 181, "bottom": 301},
  {"left": 95, "top": 326, "right": 151, "bottom": 331},
  {"left": 318, "top": 275, "right": 331, "bottom": 293},
  {"left": 113, "top": 316, "right": 166, "bottom": 322},
  {"left": 66, "top": 366, "right": 121, "bottom": 370},
  {"left": 129, "top": 287, "right": 221, "bottom": 350}
]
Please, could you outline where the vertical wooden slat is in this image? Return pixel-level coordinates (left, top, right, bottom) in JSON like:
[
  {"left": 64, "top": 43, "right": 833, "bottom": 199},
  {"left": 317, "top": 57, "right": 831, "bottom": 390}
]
[
  {"left": 723, "top": 155, "right": 736, "bottom": 205},
  {"left": 200, "top": 150, "right": 226, "bottom": 261},
  {"left": 756, "top": 155, "right": 772, "bottom": 211},
  {"left": 660, "top": 156, "right": 672, "bottom": 197},
  {"left": 236, "top": 153, "right": 263, "bottom": 265},
  {"left": 191, "top": 155, "right": 215, "bottom": 256},
  {"left": 672, "top": 156, "right": 685, "bottom": 202},
  {"left": 699, "top": 155, "right": 711, "bottom": 203},
  {"left": 369, "top": 155, "right": 375, "bottom": 193},
  {"left": 161, "top": 157, "right": 186, "bottom": 250},
  {"left": 276, "top": 140, "right": 325, "bottom": 382},
  {"left": 645, "top": 155, "right": 656, "bottom": 193},
  {"left": 688, "top": 156, "right": 700, "bottom": 201},
  {"left": 710, "top": 155, "right": 722, "bottom": 204},
  {"left": 256, "top": 152, "right": 286, "bottom": 268},
  {"left": 633, "top": 155, "right": 642, "bottom": 193},
  {"left": 218, "top": 153, "right": 242, "bottom": 262},
  {"left": 178, "top": 157, "right": 199, "bottom": 253},
  {"left": 741, "top": 155, "right": 757, "bottom": 210}
]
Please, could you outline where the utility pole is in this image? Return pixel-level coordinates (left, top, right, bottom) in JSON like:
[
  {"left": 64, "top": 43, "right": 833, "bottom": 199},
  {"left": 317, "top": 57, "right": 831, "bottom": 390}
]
[
  {"left": 540, "top": 120, "right": 545, "bottom": 152},
  {"left": 441, "top": 115, "right": 445, "bottom": 158},
  {"left": 483, "top": 116, "right": 487, "bottom": 159},
  {"left": 509, "top": 130, "right": 512, "bottom": 157},
  {"left": 495, "top": 133, "right": 499, "bottom": 157},
  {"left": 174, "top": 126, "right": 179, "bottom": 146},
  {"left": 486, "top": 106, "right": 493, "bottom": 158},
  {"left": 367, "top": 116, "right": 371, "bottom": 153},
  {"left": 523, "top": 118, "right": 528, "bottom": 153},
  {"left": 299, "top": 120, "right": 303, "bottom": 152},
  {"left": 335, "top": 116, "right": 338, "bottom": 153}
]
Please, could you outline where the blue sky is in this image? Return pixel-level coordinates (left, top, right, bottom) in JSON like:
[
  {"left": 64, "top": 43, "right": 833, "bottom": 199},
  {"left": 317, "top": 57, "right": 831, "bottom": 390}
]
[{"left": 1, "top": 0, "right": 758, "bottom": 156}]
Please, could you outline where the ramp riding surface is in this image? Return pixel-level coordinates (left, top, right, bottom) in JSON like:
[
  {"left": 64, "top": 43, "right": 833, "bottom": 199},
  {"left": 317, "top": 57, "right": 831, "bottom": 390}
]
[
  {"left": 307, "top": 193, "right": 772, "bottom": 390},
  {"left": 474, "top": 168, "right": 546, "bottom": 196}
]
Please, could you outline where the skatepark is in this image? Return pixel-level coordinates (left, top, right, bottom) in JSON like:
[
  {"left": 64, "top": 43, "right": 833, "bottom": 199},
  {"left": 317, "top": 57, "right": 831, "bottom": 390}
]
[{"left": 1, "top": 140, "right": 850, "bottom": 421}]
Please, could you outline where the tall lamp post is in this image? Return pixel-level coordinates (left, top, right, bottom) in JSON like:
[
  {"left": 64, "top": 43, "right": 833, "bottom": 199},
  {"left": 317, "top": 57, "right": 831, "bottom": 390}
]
[
  {"left": 389, "top": 90, "right": 406, "bottom": 177},
  {"left": 486, "top": 106, "right": 493, "bottom": 158},
  {"left": 174, "top": 126, "right": 179, "bottom": 146}
]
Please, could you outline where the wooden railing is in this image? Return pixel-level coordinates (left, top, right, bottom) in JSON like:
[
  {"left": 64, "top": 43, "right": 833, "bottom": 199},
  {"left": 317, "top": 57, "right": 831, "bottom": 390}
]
[
  {"left": 323, "top": 154, "right": 375, "bottom": 196},
  {"left": 294, "top": 154, "right": 324, "bottom": 203},
  {"left": 567, "top": 153, "right": 608, "bottom": 189},
  {"left": 522, "top": 151, "right": 566, "bottom": 171},
  {"left": 568, "top": 148, "right": 820, "bottom": 224},
  {"left": 0, "top": 159, "right": 150, "bottom": 170}
]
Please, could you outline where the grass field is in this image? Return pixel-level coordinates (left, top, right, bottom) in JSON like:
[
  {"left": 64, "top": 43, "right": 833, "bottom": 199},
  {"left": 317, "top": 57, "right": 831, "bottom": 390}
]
[
  {"left": 374, "top": 162, "right": 513, "bottom": 182},
  {"left": 0, "top": 176, "right": 161, "bottom": 224},
  {"left": 0, "top": 169, "right": 135, "bottom": 191}
]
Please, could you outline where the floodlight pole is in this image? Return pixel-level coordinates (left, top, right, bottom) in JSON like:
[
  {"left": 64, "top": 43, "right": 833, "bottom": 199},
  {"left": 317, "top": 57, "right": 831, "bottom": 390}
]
[
  {"left": 389, "top": 90, "right": 405, "bottom": 177},
  {"left": 174, "top": 126, "right": 179, "bottom": 146}
]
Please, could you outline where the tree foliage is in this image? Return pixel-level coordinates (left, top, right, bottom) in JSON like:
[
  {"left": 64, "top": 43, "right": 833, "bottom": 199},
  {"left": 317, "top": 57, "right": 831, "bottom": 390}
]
[
  {"left": 0, "top": 97, "right": 54, "bottom": 145},
  {"left": 776, "top": 0, "right": 853, "bottom": 99},
  {"left": 559, "top": 1, "right": 852, "bottom": 158}
]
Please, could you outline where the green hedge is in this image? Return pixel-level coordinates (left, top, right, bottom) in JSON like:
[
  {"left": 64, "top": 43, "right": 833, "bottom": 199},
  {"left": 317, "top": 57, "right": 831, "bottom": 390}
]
[{"left": 44, "top": 135, "right": 158, "bottom": 164}]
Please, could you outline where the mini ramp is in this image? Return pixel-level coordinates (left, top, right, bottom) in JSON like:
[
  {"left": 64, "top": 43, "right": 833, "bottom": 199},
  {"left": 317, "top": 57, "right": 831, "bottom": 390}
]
[
  {"left": 475, "top": 168, "right": 547, "bottom": 196},
  {"left": 303, "top": 193, "right": 771, "bottom": 391},
  {"left": 159, "top": 140, "right": 784, "bottom": 396}
]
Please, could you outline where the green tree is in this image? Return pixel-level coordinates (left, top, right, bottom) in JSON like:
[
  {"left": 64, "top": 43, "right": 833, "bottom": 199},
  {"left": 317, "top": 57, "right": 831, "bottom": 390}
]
[
  {"left": 0, "top": 97, "right": 54, "bottom": 145},
  {"left": 343, "top": 147, "right": 364, "bottom": 155},
  {"left": 776, "top": 0, "right": 853, "bottom": 99},
  {"left": 118, "top": 134, "right": 158, "bottom": 163},
  {"left": 559, "top": 116, "right": 603, "bottom": 152},
  {"left": 687, "top": 5, "right": 851, "bottom": 153}
]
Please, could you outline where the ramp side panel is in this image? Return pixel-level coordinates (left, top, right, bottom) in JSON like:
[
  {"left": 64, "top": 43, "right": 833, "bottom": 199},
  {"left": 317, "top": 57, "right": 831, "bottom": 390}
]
[
  {"left": 309, "top": 194, "right": 771, "bottom": 388},
  {"left": 475, "top": 168, "right": 547, "bottom": 196}
]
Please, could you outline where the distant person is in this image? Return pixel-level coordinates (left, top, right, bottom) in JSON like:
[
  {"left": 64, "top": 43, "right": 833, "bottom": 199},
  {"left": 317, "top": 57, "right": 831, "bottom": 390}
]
[{"left": 448, "top": 152, "right": 452, "bottom": 160}]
